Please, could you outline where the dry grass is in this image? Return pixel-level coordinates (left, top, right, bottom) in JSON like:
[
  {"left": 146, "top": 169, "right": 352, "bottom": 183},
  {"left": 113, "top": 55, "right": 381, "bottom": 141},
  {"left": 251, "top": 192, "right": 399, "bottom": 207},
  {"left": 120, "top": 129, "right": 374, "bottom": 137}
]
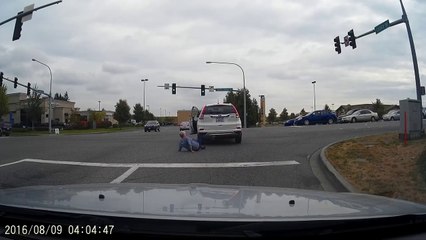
[{"left": 326, "top": 133, "right": 426, "bottom": 204}]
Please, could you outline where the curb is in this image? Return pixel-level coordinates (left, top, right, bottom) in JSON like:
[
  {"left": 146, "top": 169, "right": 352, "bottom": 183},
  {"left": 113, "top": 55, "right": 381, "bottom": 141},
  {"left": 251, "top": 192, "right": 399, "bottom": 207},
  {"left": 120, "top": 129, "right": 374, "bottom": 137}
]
[{"left": 319, "top": 142, "right": 359, "bottom": 193}]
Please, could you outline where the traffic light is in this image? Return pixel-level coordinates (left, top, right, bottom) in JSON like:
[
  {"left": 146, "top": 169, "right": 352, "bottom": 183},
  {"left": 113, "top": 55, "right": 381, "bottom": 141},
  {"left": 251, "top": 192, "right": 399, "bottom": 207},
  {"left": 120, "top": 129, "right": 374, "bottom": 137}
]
[
  {"left": 0, "top": 72, "right": 3, "bottom": 85},
  {"left": 12, "top": 11, "right": 24, "bottom": 41},
  {"left": 172, "top": 83, "right": 176, "bottom": 94},
  {"left": 27, "top": 82, "right": 31, "bottom": 96},
  {"left": 334, "top": 36, "right": 341, "bottom": 54},
  {"left": 348, "top": 29, "right": 357, "bottom": 49},
  {"left": 14, "top": 77, "right": 18, "bottom": 88},
  {"left": 201, "top": 85, "right": 205, "bottom": 96}
]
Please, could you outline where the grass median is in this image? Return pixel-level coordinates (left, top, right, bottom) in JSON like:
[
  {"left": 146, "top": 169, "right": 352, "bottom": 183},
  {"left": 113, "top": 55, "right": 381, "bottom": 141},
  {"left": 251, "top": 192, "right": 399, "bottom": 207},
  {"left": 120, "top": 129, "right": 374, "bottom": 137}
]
[{"left": 326, "top": 132, "right": 426, "bottom": 204}]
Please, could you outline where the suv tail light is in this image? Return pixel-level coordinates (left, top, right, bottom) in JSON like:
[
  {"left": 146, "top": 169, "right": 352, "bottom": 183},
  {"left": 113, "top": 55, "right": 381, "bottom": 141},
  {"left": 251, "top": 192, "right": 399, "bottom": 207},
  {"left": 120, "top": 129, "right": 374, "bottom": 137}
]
[
  {"left": 232, "top": 105, "right": 240, "bottom": 118},
  {"left": 199, "top": 106, "right": 206, "bottom": 120}
]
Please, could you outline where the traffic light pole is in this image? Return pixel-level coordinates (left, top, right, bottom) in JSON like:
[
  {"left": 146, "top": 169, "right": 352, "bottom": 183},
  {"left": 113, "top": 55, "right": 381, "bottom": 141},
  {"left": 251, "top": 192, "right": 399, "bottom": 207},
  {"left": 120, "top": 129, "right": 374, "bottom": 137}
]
[
  {"left": 1, "top": 75, "right": 51, "bottom": 98},
  {"left": 0, "top": 1, "right": 62, "bottom": 27}
]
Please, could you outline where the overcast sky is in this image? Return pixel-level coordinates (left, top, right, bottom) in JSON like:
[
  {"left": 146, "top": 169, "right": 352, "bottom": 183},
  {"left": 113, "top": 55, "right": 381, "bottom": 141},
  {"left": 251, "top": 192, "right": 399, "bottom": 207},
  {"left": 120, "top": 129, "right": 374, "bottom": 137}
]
[{"left": 1, "top": 0, "right": 425, "bottom": 116}]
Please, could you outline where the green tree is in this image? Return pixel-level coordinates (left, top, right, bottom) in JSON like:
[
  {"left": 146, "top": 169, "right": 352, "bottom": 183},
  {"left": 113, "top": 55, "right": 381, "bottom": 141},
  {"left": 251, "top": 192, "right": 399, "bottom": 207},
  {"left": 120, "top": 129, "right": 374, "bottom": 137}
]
[
  {"left": 90, "top": 111, "right": 106, "bottom": 123},
  {"left": 267, "top": 108, "right": 277, "bottom": 123},
  {"left": 26, "top": 85, "right": 43, "bottom": 130},
  {"left": 279, "top": 108, "right": 289, "bottom": 121},
  {"left": 289, "top": 112, "right": 296, "bottom": 119},
  {"left": 223, "top": 89, "right": 259, "bottom": 127},
  {"left": 113, "top": 99, "right": 131, "bottom": 126},
  {"left": 300, "top": 108, "right": 307, "bottom": 116},
  {"left": 54, "top": 91, "right": 70, "bottom": 101},
  {"left": 372, "top": 99, "right": 385, "bottom": 119},
  {"left": 0, "top": 84, "right": 9, "bottom": 119},
  {"left": 324, "top": 104, "right": 331, "bottom": 112},
  {"left": 133, "top": 103, "right": 144, "bottom": 122}
]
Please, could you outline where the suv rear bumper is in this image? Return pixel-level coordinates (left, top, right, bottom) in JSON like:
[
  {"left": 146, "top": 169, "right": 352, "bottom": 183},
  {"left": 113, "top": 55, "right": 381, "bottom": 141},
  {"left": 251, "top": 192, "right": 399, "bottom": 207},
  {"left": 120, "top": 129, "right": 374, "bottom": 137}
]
[{"left": 198, "top": 130, "right": 242, "bottom": 139}]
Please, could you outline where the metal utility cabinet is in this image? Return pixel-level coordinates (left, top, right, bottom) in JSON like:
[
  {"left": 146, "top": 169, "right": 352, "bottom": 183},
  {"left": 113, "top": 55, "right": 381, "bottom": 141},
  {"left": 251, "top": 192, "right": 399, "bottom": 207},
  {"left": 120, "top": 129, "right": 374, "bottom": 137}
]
[{"left": 399, "top": 99, "right": 424, "bottom": 140}]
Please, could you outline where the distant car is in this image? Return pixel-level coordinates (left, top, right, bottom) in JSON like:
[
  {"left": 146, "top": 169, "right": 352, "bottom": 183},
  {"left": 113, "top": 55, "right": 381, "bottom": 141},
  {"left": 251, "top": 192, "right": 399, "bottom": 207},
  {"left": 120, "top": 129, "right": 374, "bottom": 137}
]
[
  {"left": 194, "top": 103, "right": 242, "bottom": 144},
  {"left": 179, "top": 121, "right": 190, "bottom": 131},
  {"left": 423, "top": 108, "right": 426, "bottom": 119},
  {"left": 340, "top": 109, "right": 378, "bottom": 123},
  {"left": 283, "top": 118, "right": 295, "bottom": 126},
  {"left": 383, "top": 110, "right": 400, "bottom": 121},
  {"left": 0, "top": 121, "right": 11, "bottom": 136},
  {"left": 144, "top": 120, "right": 160, "bottom": 132},
  {"left": 294, "top": 110, "right": 337, "bottom": 126},
  {"left": 337, "top": 109, "right": 360, "bottom": 123}
]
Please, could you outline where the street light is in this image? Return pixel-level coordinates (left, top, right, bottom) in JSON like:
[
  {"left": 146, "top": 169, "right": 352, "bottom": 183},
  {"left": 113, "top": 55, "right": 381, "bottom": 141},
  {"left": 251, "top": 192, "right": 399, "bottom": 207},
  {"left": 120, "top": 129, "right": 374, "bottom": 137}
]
[
  {"left": 141, "top": 79, "right": 148, "bottom": 111},
  {"left": 312, "top": 81, "right": 316, "bottom": 111},
  {"left": 32, "top": 58, "right": 53, "bottom": 133},
  {"left": 98, "top": 100, "right": 101, "bottom": 111},
  {"left": 206, "top": 61, "right": 247, "bottom": 128}
]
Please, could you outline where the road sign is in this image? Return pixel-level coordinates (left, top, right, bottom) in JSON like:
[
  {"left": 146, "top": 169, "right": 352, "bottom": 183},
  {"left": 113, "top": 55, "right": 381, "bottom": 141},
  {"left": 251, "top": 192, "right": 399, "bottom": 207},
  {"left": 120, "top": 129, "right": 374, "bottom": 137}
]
[
  {"left": 375, "top": 20, "right": 390, "bottom": 34},
  {"left": 22, "top": 4, "right": 34, "bottom": 22},
  {"left": 215, "top": 88, "right": 233, "bottom": 92},
  {"left": 209, "top": 86, "right": 214, "bottom": 92}
]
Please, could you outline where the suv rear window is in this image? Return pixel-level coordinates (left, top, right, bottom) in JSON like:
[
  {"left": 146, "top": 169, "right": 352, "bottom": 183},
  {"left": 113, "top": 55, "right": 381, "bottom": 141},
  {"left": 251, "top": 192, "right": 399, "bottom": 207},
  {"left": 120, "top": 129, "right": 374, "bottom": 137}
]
[{"left": 204, "top": 105, "right": 235, "bottom": 114}]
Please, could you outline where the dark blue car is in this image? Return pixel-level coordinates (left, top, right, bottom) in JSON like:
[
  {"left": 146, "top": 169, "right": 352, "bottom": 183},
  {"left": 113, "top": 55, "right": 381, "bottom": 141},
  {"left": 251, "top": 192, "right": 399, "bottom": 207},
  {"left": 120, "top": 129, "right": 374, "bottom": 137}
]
[
  {"left": 283, "top": 118, "right": 295, "bottom": 126},
  {"left": 294, "top": 110, "right": 337, "bottom": 126}
]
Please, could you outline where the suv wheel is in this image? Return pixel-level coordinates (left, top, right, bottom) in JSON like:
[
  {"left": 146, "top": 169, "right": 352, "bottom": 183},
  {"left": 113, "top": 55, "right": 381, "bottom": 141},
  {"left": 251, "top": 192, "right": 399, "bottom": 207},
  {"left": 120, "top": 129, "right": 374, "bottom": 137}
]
[
  {"left": 328, "top": 118, "right": 334, "bottom": 124},
  {"left": 235, "top": 135, "right": 242, "bottom": 144},
  {"left": 304, "top": 120, "right": 309, "bottom": 125},
  {"left": 351, "top": 117, "right": 357, "bottom": 123}
]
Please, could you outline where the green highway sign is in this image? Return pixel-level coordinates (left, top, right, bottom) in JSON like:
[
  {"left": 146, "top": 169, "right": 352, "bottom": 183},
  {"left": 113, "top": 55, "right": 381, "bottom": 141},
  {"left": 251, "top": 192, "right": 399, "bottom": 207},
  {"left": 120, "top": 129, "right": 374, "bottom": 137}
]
[
  {"left": 215, "top": 88, "right": 233, "bottom": 92},
  {"left": 375, "top": 20, "right": 390, "bottom": 34}
]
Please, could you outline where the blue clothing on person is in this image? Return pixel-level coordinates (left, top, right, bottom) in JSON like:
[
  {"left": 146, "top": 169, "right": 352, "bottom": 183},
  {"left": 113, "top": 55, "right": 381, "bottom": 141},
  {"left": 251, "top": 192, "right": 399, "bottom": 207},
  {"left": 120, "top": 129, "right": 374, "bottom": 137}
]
[{"left": 179, "top": 137, "right": 201, "bottom": 152}]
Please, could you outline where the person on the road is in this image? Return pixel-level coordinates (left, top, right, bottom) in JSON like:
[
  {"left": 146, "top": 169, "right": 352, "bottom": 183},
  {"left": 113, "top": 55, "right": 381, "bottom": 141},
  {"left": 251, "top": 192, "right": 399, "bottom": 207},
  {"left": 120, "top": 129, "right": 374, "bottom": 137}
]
[{"left": 178, "top": 131, "right": 205, "bottom": 152}]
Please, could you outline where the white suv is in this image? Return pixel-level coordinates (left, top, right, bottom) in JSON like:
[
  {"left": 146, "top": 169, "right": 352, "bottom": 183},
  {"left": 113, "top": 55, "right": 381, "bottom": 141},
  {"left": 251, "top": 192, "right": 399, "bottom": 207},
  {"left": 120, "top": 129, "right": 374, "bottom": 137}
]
[{"left": 194, "top": 103, "right": 242, "bottom": 144}]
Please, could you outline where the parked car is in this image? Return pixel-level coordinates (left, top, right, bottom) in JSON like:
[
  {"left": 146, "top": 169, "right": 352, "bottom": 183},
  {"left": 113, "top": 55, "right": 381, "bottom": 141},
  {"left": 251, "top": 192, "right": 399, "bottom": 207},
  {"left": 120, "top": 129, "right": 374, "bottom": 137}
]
[
  {"left": 340, "top": 109, "right": 378, "bottom": 123},
  {"left": 383, "top": 110, "right": 400, "bottom": 121},
  {"left": 294, "top": 110, "right": 337, "bottom": 126},
  {"left": 193, "top": 103, "right": 242, "bottom": 144},
  {"left": 179, "top": 121, "right": 190, "bottom": 131},
  {"left": 337, "top": 109, "right": 359, "bottom": 123},
  {"left": 0, "top": 120, "right": 11, "bottom": 136},
  {"left": 283, "top": 118, "right": 295, "bottom": 126},
  {"left": 423, "top": 108, "right": 426, "bottom": 119},
  {"left": 144, "top": 120, "right": 160, "bottom": 132}
]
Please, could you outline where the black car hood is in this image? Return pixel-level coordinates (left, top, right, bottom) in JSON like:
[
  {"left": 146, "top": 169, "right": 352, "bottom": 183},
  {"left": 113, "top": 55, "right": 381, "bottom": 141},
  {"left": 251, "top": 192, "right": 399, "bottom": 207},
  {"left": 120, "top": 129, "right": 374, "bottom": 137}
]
[{"left": 0, "top": 183, "right": 425, "bottom": 221}]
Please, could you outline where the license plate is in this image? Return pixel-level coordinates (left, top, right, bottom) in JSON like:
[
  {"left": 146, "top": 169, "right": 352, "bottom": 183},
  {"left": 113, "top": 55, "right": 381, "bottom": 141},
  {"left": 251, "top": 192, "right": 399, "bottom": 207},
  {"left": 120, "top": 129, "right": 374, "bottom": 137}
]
[{"left": 216, "top": 117, "right": 224, "bottom": 122}]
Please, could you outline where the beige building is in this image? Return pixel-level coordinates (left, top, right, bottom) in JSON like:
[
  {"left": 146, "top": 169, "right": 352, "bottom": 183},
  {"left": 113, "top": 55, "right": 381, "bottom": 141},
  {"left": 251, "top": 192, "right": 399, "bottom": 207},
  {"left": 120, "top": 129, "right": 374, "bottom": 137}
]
[
  {"left": 77, "top": 110, "right": 118, "bottom": 125},
  {"left": 2, "top": 93, "right": 75, "bottom": 125},
  {"left": 177, "top": 110, "right": 192, "bottom": 124}
]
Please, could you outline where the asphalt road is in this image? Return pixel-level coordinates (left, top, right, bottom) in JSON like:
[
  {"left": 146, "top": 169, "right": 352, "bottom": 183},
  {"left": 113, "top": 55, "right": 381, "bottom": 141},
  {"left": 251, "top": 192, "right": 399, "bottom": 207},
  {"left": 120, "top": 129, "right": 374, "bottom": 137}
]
[{"left": 0, "top": 121, "right": 405, "bottom": 190}]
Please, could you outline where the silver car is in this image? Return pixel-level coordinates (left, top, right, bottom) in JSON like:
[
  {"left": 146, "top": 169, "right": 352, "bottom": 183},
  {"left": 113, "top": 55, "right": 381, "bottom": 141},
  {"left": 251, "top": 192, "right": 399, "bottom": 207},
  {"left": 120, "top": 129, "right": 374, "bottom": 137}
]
[
  {"left": 383, "top": 110, "right": 400, "bottom": 121},
  {"left": 340, "top": 109, "right": 379, "bottom": 123}
]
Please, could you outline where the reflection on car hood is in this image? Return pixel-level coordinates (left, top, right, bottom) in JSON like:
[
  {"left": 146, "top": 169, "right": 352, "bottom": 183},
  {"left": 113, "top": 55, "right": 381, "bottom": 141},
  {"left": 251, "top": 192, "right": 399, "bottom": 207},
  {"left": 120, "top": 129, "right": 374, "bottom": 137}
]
[{"left": 0, "top": 183, "right": 425, "bottom": 221}]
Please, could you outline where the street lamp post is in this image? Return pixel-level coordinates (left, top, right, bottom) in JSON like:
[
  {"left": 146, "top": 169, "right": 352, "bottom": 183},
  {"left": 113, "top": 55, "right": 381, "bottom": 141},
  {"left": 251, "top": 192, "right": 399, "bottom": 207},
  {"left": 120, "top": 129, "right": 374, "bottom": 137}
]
[
  {"left": 32, "top": 58, "right": 53, "bottom": 133},
  {"left": 206, "top": 61, "right": 247, "bottom": 128},
  {"left": 98, "top": 101, "right": 101, "bottom": 111},
  {"left": 141, "top": 79, "right": 148, "bottom": 111},
  {"left": 312, "top": 81, "right": 316, "bottom": 111}
]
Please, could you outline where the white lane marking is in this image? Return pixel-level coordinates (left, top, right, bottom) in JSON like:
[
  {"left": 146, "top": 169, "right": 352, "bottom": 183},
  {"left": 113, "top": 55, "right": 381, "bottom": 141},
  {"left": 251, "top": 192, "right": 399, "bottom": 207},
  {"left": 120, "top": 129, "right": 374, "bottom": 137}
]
[
  {"left": 0, "top": 159, "right": 25, "bottom": 168},
  {"left": 0, "top": 159, "right": 300, "bottom": 184},
  {"left": 110, "top": 165, "right": 139, "bottom": 184},
  {"left": 3, "top": 159, "right": 300, "bottom": 169}
]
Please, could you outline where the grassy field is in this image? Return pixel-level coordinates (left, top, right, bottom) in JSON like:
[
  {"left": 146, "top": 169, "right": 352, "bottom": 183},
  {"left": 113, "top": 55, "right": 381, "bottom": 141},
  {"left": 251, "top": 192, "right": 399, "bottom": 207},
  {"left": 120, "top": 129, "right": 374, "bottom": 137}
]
[{"left": 326, "top": 132, "right": 426, "bottom": 204}]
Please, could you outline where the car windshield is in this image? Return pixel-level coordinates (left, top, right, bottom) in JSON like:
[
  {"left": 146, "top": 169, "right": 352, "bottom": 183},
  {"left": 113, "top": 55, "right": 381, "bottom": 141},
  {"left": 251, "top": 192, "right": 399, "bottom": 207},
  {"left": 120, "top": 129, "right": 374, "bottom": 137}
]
[{"left": 1, "top": 0, "right": 426, "bottom": 237}]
